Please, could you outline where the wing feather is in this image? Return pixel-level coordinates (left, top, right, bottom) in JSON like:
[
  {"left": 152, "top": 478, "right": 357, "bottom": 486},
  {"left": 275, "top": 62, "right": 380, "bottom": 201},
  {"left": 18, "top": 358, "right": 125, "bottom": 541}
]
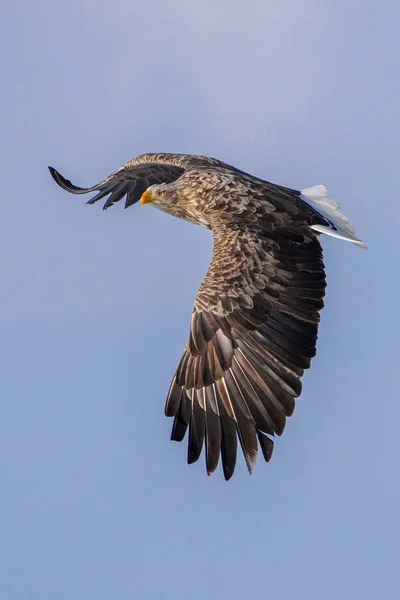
[
  {"left": 257, "top": 432, "right": 274, "bottom": 463},
  {"left": 170, "top": 390, "right": 191, "bottom": 442},
  {"left": 204, "top": 397, "right": 222, "bottom": 475},
  {"left": 188, "top": 390, "right": 206, "bottom": 464},
  {"left": 216, "top": 389, "right": 238, "bottom": 481}
]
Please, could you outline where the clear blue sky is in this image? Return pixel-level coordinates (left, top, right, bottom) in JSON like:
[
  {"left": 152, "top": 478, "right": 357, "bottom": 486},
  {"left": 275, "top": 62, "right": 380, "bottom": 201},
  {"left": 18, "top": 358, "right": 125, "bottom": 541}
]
[{"left": 2, "top": 1, "right": 399, "bottom": 598}]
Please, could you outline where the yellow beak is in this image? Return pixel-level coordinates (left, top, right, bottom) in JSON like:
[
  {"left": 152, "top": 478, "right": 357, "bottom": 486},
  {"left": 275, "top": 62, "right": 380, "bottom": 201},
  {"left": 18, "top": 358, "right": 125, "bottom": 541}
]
[{"left": 141, "top": 190, "right": 155, "bottom": 205}]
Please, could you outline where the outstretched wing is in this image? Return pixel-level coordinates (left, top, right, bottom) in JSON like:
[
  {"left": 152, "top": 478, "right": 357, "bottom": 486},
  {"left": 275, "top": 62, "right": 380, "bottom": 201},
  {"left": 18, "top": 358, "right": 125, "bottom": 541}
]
[
  {"left": 48, "top": 161, "right": 185, "bottom": 210},
  {"left": 165, "top": 222, "right": 326, "bottom": 480}
]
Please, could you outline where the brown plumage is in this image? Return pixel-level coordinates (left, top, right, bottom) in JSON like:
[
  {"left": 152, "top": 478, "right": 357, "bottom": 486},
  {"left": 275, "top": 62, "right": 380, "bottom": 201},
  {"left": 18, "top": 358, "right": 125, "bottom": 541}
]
[{"left": 49, "top": 153, "right": 365, "bottom": 480}]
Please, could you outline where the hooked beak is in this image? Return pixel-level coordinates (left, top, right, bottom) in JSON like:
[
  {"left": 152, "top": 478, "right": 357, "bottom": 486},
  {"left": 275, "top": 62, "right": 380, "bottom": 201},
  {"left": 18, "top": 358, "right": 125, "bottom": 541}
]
[{"left": 141, "top": 190, "right": 155, "bottom": 206}]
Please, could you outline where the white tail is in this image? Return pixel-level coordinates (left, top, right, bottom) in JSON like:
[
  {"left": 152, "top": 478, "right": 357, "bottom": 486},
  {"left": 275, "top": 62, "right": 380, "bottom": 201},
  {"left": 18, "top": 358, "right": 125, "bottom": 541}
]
[{"left": 300, "top": 184, "right": 367, "bottom": 249}]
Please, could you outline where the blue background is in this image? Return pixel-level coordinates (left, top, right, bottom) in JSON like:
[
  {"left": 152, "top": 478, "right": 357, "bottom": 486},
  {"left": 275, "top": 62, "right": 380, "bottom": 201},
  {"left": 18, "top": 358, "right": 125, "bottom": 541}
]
[{"left": 2, "top": 1, "right": 399, "bottom": 598}]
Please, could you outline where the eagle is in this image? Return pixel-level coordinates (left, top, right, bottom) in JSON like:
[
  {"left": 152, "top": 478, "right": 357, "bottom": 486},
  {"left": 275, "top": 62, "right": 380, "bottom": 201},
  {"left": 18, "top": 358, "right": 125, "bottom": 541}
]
[{"left": 49, "top": 153, "right": 365, "bottom": 480}]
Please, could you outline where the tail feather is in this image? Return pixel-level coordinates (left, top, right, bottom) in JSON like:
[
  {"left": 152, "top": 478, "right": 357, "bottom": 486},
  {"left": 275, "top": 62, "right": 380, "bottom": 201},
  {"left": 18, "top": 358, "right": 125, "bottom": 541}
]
[{"left": 300, "top": 185, "right": 367, "bottom": 249}]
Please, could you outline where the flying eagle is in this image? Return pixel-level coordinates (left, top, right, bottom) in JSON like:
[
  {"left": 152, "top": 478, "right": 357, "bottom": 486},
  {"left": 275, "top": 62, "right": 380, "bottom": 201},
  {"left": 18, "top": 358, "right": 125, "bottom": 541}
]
[{"left": 49, "top": 153, "right": 365, "bottom": 480}]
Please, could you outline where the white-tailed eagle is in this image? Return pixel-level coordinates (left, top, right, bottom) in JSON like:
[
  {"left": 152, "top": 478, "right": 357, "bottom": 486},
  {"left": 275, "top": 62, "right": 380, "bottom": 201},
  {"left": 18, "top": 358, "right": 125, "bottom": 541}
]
[{"left": 49, "top": 153, "right": 365, "bottom": 480}]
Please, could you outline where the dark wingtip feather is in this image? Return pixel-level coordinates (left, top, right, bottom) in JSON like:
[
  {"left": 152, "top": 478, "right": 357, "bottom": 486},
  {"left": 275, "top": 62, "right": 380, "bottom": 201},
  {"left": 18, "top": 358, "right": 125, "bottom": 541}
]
[
  {"left": 48, "top": 166, "right": 90, "bottom": 194},
  {"left": 205, "top": 407, "right": 221, "bottom": 476},
  {"left": 187, "top": 392, "right": 206, "bottom": 465},
  {"left": 170, "top": 393, "right": 191, "bottom": 442},
  {"left": 218, "top": 407, "right": 237, "bottom": 480},
  {"left": 170, "top": 413, "right": 189, "bottom": 442},
  {"left": 165, "top": 379, "right": 182, "bottom": 418},
  {"left": 258, "top": 432, "right": 274, "bottom": 463}
]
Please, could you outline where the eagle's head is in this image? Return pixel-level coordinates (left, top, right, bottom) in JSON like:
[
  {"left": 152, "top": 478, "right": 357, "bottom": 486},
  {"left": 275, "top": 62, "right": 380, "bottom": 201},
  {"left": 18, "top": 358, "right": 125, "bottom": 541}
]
[
  {"left": 140, "top": 182, "right": 210, "bottom": 228},
  {"left": 140, "top": 183, "right": 177, "bottom": 207}
]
